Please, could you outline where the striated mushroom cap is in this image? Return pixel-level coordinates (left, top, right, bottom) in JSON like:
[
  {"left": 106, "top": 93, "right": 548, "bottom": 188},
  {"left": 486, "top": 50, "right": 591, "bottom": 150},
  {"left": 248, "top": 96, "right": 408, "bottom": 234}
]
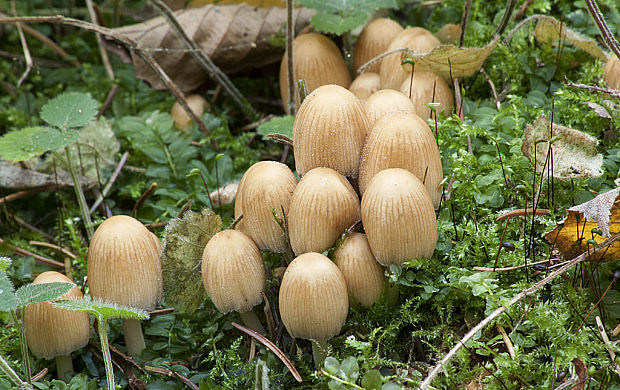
[
  {"left": 293, "top": 84, "right": 369, "bottom": 178},
  {"left": 379, "top": 27, "right": 440, "bottom": 90},
  {"left": 279, "top": 252, "right": 348, "bottom": 342},
  {"left": 237, "top": 161, "right": 297, "bottom": 253},
  {"left": 332, "top": 233, "right": 384, "bottom": 307},
  {"left": 288, "top": 167, "right": 361, "bottom": 256},
  {"left": 399, "top": 71, "right": 454, "bottom": 121},
  {"left": 201, "top": 229, "right": 265, "bottom": 313},
  {"left": 361, "top": 168, "right": 437, "bottom": 266},
  {"left": 25, "top": 272, "right": 90, "bottom": 360},
  {"left": 358, "top": 111, "right": 443, "bottom": 208},
  {"left": 171, "top": 94, "right": 208, "bottom": 130},
  {"left": 365, "top": 89, "right": 416, "bottom": 127},
  {"left": 279, "top": 33, "right": 351, "bottom": 113},
  {"left": 87, "top": 215, "right": 162, "bottom": 309},
  {"left": 354, "top": 18, "right": 404, "bottom": 74},
  {"left": 349, "top": 72, "right": 381, "bottom": 100},
  {"left": 604, "top": 54, "right": 620, "bottom": 90}
]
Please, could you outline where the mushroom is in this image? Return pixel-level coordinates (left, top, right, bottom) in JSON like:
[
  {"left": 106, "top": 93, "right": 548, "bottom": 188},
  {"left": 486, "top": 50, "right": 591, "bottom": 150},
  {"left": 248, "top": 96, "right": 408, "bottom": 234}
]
[
  {"left": 293, "top": 84, "right": 370, "bottom": 178},
  {"left": 279, "top": 33, "right": 351, "bottom": 113},
  {"left": 201, "top": 229, "right": 266, "bottom": 334},
  {"left": 361, "top": 168, "right": 437, "bottom": 265},
  {"left": 365, "top": 88, "right": 416, "bottom": 127},
  {"left": 354, "top": 18, "right": 404, "bottom": 74},
  {"left": 399, "top": 71, "right": 454, "bottom": 121},
  {"left": 87, "top": 215, "right": 162, "bottom": 356},
  {"left": 25, "top": 271, "right": 90, "bottom": 381},
  {"left": 349, "top": 72, "right": 381, "bottom": 100},
  {"left": 170, "top": 94, "right": 209, "bottom": 130},
  {"left": 332, "top": 233, "right": 384, "bottom": 307},
  {"left": 288, "top": 167, "right": 361, "bottom": 256},
  {"left": 604, "top": 54, "right": 620, "bottom": 90},
  {"left": 279, "top": 252, "right": 348, "bottom": 368}
]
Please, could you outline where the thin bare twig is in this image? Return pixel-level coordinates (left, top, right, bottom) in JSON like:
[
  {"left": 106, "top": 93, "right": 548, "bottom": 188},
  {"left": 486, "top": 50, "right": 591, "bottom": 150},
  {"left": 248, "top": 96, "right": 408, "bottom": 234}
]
[
  {"left": 459, "top": 0, "right": 472, "bottom": 47},
  {"left": 85, "top": 0, "right": 114, "bottom": 80},
  {"left": 503, "top": 15, "right": 547, "bottom": 45},
  {"left": 132, "top": 182, "right": 157, "bottom": 218},
  {"left": 515, "top": 0, "right": 535, "bottom": 19},
  {"left": 584, "top": 0, "right": 620, "bottom": 58},
  {"left": 0, "top": 238, "right": 65, "bottom": 269},
  {"left": 7, "top": 213, "right": 54, "bottom": 241},
  {"left": 564, "top": 75, "right": 620, "bottom": 99},
  {"left": 474, "top": 258, "right": 555, "bottom": 272},
  {"left": 29, "top": 241, "right": 77, "bottom": 259},
  {"left": 595, "top": 316, "right": 620, "bottom": 379},
  {"left": 11, "top": 1, "right": 33, "bottom": 87},
  {"left": 480, "top": 68, "right": 500, "bottom": 109},
  {"left": 90, "top": 151, "right": 129, "bottom": 214},
  {"left": 494, "top": 0, "right": 518, "bottom": 37}
]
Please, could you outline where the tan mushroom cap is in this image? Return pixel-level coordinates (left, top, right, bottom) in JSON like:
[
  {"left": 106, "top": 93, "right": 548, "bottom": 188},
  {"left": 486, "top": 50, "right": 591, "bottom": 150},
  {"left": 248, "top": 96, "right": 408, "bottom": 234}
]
[
  {"left": 288, "top": 167, "right": 361, "bottom": 256},
  {"left": 399, "top": 71, "right": 454, "bottom": 121},
  {"left": 170, "top": 94, "right": 209, "bottom": 130},
  {"left": 332, "top": 233, "right": 384, "bottom": 307},
  {"left": 354, "top": 18, "right": 404, "bottom": 74},
  {"left": 604, "top": 54, "right": 620, "bottom": 90},
  {"left": 237, "top": 161, "right": 297, "bottom": 253},
  {"left": 361, "top": 168, "right": 437, "bottom": 266},
  {"left": 279, "top": 252, "right": 348, "bottom": 342},
  {"left": 358, "top": 111, "right": 443, "bottom": 208},
  {"left": 365, "top": 89, "right": 416, "bottom": 127},
  {"left": 349, "top": 72, "right": 381, "bottom": 100},
  {"left": 87, "top": 215, "right": 162, "bottom": 309},
  {"left": 379, "top": 27, "right": 440, "bottom": 90},
  {"left": 279, "top": 33, "right": 351, "bottom": 114},
  {"left": 25, "top": 271, "right": 90, "bottom": 360},
  {"left": 201, "top": 229, "right": 265, "bottom": 313},
  {"left": 293, "top": 84, "right": 370, "bottom": 178}
]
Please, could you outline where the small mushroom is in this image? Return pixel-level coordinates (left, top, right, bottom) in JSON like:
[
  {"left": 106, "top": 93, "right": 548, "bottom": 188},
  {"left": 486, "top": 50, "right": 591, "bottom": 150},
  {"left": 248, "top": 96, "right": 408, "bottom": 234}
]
[
  {"left": 349, "top": 72, "right": 381, "bottom": 100},
  {"left": 354, "top": 18, "right": 404, "bottom": 74},
  {"left": 399, "top": 71, "right": 454, "bottom": 121},
  {"left": 365, "top": 89, "right": 416, "bottom": 127},
  {"left": 604, "top": 54, "right": 620, "bottom": 90},
  {"left": 25, "top": 271, "right": 90, "bottom": 381},
  {"left": 170, "top": 94, "right": 209, "bottom": 130}
]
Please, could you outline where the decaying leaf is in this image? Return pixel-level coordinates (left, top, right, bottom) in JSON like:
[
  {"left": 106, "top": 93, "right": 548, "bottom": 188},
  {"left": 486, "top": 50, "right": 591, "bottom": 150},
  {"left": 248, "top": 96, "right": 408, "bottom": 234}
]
[
  {"left": 580, "top": 101, "right": 612, "bottom": 119},
  {"left": 534, "top": 15, "right": 607, "bottom": 61},
  {"left": 571, "top": 358, "right": 587, "bottom": 390},
  {"left": 112, "top": 4, "right": 315, "bottom": 91},
  {"left": 545, "top": 187, "right": 619, "bottom": 262},
  {"left": 522, "top": 114, "right": 603, "bottom": 179},
  {"left": 434, "top": 24, "right": 461, "bottom": 45},
  {"left": 161, "top": 208, "right": 222, "bottom": 313},
  {"left": 0, "top": 161, "right": 90, "bottom": 189},
  {"left": 400, "top": 37, "right": 498, "bottom": 81}
]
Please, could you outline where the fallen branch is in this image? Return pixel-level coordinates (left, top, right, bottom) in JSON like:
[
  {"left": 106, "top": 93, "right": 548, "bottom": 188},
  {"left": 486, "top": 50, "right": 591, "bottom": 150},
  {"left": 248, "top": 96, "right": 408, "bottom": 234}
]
[
  {"left": 0, "top": 238, "right": 65, "bottom": 269},
  {"left": 564, "top": 75, "right": 620, "bottom": 99}
]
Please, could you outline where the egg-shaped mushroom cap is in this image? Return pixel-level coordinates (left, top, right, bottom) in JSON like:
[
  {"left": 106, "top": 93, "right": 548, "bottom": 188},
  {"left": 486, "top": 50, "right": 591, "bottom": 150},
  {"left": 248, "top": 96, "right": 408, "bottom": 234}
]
[
  {"left": 201, "top": 229, "right": 265, "bottom": 314},
  {"left": 279, "top": 33, "right": 351, "bottom": 114},
  {"left": 293, "top": 84, "right": 370, "bottom": 178},
  {"left": 170, "top": 94, "right": 208, "bottom": 130},
  {"left": 604, "top": 54, "right": 620, "bottom": 90},
  {"left": 288, "top": 167, "right": 361, "bottom": 256},
  {"left": 237, "top": 161, "right": 297, "bottom": 253},
  {"left": 349, "top": 72, "right": 381, "bottom": 100},
  {"left": 358, "top": 111, "right": 443, "bottom": 208},
  {"left": 87, "top": 215, "right": 162, "bottom": 310},
  {"left": 399, "top": 71, "right": 453, "bottom": 121},
  {"left": 25, "top": 271, "right": 90, "bottom": 360},
  {"left": 279, "top": 252, "right": 349, "bottom": 342},
  {"left": 365, "top": 89, "right": 416, "bottom": 127},
  {"left": 354, "top": 18, "right": 404, "bottom": 74},
  {"left": 332, "top": 233, "right": 384, "bottom": 307},
  {"left": 379, "top": 27, "right": 440, "bottom": 90},
  {"left": 361, "top": 168, "right": 437, "bottom": 265}
]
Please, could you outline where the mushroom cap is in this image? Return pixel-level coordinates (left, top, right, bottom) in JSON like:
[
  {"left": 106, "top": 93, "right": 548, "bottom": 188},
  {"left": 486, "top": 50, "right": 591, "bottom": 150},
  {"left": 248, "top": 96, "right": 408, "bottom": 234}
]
[
  {"left": 237, "top": 161, "right": 298, "bottom": 253},
  {"left": 361, "top": 168, "right": 437, "bottom": 265},
  {"left": 353, "top": 18, "right": 404, "bottom": 74},
  {"left": 358, "top": 111, "right": 443, "bottom": 208},
  {"left": 399, "top": 71, "right": 454, "bottom": 121},
  {"left": 87, "top": 215, "right": 162, "bottom": 309},
  {"left": 170, "top": 94, "right": 208, "bottom": 130},
  {"left": 279, "top": 252, "right": 348, "bottom": 342},
  {"left": 201, "top": 229, "right": 265, "bottom": 313},
  {"left": 25, "top": 271, "right": 90, "bottom": 359},
  {"left": 293, "top": 84, "right": 370, "bottom": 178},
  {"left": 349, "top": 72, "right": 381, "bottom": 100},
  {"left": 288, "top": 167, "right": 361, "bottom": 256},
  {"left": 365, "top": 89, "right": 416, "bottom": 127},
  {"left": 332, "top": 233, "right": 384, "bottom": 307},
  {"left": 279, "top": 33, "right": 351, "bottom": 114},
  {"left": 379, "top": 27, "right": 440, "bottom": 90},
  {"left": 604, "top": 54, "right": 620, "bottom": 90}
]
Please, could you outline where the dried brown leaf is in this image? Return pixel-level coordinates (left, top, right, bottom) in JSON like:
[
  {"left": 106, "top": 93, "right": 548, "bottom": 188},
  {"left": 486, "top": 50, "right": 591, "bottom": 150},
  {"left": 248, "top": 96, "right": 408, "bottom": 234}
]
[
  {"left": 571, "top": 358, "right": 587, "bottom": 390},
  {"left": 0, "top": 161, "right": 91, "bottom": 189},
  {"left": 112, "top": 4, "right": 315, "bottom": 91},
  {"left": 580, "top": 101, "right": 612, "bottom": 119},
  {"left": 534, "top": 15, "right": 607, "bottom": 61},
  {"left": 434, "top": 24, "right": 461, "bottom": 45}
]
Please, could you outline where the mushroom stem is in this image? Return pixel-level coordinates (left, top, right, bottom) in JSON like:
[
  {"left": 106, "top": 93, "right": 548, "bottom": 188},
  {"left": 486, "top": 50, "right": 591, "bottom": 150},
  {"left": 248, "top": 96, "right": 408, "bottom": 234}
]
[
  {"left": 122, "top": 319, "right": 146, "bottom": 356},
  {"left": 311, "top": 340, "right": 328, "bottom": 370},
  {"left": 239, "top": 310, "right": 267, "bottom": 335},
  {"left": 55, "top": 355, "right": 73, "bottom": 382}
]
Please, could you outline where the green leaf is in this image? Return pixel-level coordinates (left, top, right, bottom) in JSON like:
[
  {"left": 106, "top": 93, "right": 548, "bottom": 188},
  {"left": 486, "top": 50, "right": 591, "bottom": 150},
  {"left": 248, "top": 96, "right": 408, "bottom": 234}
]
[
  {"left": 0, "top": 257, "right": 10, "bottom": 272},
  {"left": 296, "top": 0, "right": 397, "bottom": 34},
  {"left": 381, "top": 383, "right": 402, "bottom": 390},
  {"left": 324, "top": 356, "right": 341, "bottom": 376},
  {"left": 257, "top": 115, "right": 294, "bottom": 140},
  {"left": 311, "top": 13, "right": 368, "bottom": 36},
  {"left": 361, "top": 370, "right": 383, "bottom": 390},
  {"left": 0, "top": 125, "right": 81, "bottom": 161},
  {"left": 0, "top": 259, "right": 16, "bottom": 312},
  {"left": 15, "top": 282, "right": 74, "bottom": 307},
  {"left": 40, "top": 92, "right": 98, "bottom": 129},
  {"left": 52, "top": 296, "right": 149, "bottom": 320},
  {"left": 340, "top": 357, "right": 359, "bottom": 381}
]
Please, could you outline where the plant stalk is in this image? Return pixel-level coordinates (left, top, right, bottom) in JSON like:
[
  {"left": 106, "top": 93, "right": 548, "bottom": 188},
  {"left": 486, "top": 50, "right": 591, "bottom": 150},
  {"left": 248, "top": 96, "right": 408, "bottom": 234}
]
[
  {"left": 97, "top": 316, "right": 115, "bottom": 390},
  {"left": 0, "top": 353, "right": 32, "bottom": 389},
  {"left": 13, "top": 309, "right": 31, "bottom": 385},
  {"left": 122, "top": 318, "right": 146, "bottom": 356},
  {"left": 55, "top": 355, "right": 73, "bottom": 382},
  {"left": 64, "top": 147, "right": 94, "bottom": 240},
  {"left": 239, "top": 309, "right": 267, "bottom": 335},
  {"left": 311, "top": 340, "right": 328, "bottom": 370}
]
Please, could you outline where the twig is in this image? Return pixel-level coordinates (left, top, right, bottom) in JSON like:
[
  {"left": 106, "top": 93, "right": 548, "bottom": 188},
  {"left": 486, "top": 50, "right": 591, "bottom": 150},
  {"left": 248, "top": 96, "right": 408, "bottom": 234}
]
[
  {"left": 595, "top": 316, "right": 620, "bottom": 379},
  {"left": 459, "top": 0, "right": 472, "bottom": 47},
  {"left": 265, "top": 133, "right": 294, "bottom": 147},
  {"left": 85, "top": 0, "right": 114, "bottom": 80},
  {"left": 358, "top": 47, "right": 410, "bottom": 74},
  {"left": 497, "top": 324, "right": 516, "bottom": 359},
  {"left": 29, "top": 241, "right": 77, "bottom": 259},
  {"left": 11, "top": 0, "right": 33, "bottom": 87},
  {"left": 494, "top": 0, "right": 518, "bottom": 37},
  {"left": 496, "top": 208, "right": 550, "bottom": 221},
  {"left": 132, "top": 182, "right": 157, "bottom": 218},
  {"left": 474, "top": 258, "right": 554, "bottom": 272},
  {"left": 0, "top": 50, "right": 68, "bottom": 68},
  {"left": 149, "top": 307, "right": 175, "bottom": 317},
  {"left": 144, "top": 221, "right": 168, "bottom": 229},
  {"left": 144, "top": 365, "right": 199, "bottom": 390},
  {"left": 30, "top": 368, "right": 47, "bottom": 382},
  {"left": 418, "top": 232, "right": 620, "bottom": 389},
  {"left": 564, "top": 76, "right": 620, "bottom": 99},
  {"left": 7, "top": 213, "right": 54, "bottom": 241},
  {"left": 480, "top": 68, "right": 500, "bottom": 109},
  {"left": 514, "top": 0, "right": 535, "bottom": 20},
  {"left": 235, "top": 114, "right": 274, "bottom": 132},
  {"left": 0, "top": 185, "right": 64, "bottom": 205},
  {"left": 0, "top": 353, "right": 33, "bottom": 389},
  {"left": 576, "top": 276, "right": 616, "bottom": 332},
  {"left": 0, "top": 238, "right": 65, "bottom": 269},
  {"left": 584, "top": 0, "right": 620, "bottom": 58},
  {"left": 503, "top": 15, "right": 547, "bottom": 45},
  {"left": 90, "top": 151, "right": 128, "bottom": 214},
  {"left": 97, "top": 84, "right": 119, "bottom": 119}
]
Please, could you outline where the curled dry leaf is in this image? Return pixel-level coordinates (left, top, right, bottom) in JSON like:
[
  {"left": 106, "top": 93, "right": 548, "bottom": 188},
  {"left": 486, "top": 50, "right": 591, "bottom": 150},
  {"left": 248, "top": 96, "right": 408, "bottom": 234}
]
[
  {"left": 545, "top": 187, "right": 619, "bottom": 262},
  {"left": 434, "top": 24, "right": 461, "bottom": 45},
  {"left": 161, "top": 208, "right": 222, "bottom": 313},
  {"left": 522, "top": 114, "right": 603, "bottom": 179},
  {"left": 534, "top": 15, "right": 607, "bottom": 61},
  {"left": 111, "top": 4, "right": 315, "bottom": 91}
]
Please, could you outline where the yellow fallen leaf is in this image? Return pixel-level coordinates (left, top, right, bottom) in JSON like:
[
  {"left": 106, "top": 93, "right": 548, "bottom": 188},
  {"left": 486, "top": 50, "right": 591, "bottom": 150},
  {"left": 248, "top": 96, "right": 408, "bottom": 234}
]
[
  {"left": 534, "top": 15, "right": 607, "bottom": 61},
  {"left": 434, "top": 24, "right": 461, "bottom": 45}
]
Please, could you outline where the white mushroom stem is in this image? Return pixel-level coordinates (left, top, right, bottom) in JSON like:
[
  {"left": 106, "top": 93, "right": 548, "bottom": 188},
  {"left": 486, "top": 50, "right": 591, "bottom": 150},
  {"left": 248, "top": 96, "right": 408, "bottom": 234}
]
[
  {"left": 239, "top": 309, "right": 267, "bottom": 335},
  {"left": 55, "top": 355, "right": 73, "bottom": 382},
  {"left": 122, "top": 319, "right": 146, "bottom": 356},
  {"left": 311, "top": 340, "right": 329, "bottom": 370}
]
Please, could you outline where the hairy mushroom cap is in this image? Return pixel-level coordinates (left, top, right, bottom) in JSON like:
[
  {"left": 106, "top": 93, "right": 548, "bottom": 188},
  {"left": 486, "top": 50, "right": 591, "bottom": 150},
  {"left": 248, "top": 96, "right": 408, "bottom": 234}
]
[
  {"left": 279, "top": 252, "right": 348, "bottom": 342},
  {"left": 365, "top": 89, "right": 416, "bottom": 127},
  {"left": 399, "top": 71, "right": 454, "bottom": 121},
  {"left": 279, "top": 33, "right": 351, "bottom": 113},
  {"left": 349, "top": 72, "right": 381, "bottom": 100},
  {"left": 358, "top": 111, "right": 443, "bottom": 208},
  {"left": 170, "top": 94, "right": 208, "bottom": 130},
  {"left": 201, "top": 229, "right": 265, "bottom": 313},
  {"left": 353, "top": 18, "right": 404, "bottom": 74},
  {"left": 293, "top": 84, "right": 370, "bottom": 178},
  {"left": 87, "top": 215, "right": 162, "bottom": 309},
  {"left": 288, "top": 167, "right": 361, "bottom": 256},
  {"left": 332, "top": 233, "right": 384, "bottom": 307},
  {"left": 361, "top": 168, "right": 437, "bottom": 266},
  {"left": 237, "top": 161, "right": 297, "bottom": 253},
  {"left": 379, "top": 27, "right": 440, "bottom": 90},
  {"left": 25, "top": 271, "right": 90, "bottom": 360},
  {"left": 604, "top": 54, "right": 620, "bottom": 90}
]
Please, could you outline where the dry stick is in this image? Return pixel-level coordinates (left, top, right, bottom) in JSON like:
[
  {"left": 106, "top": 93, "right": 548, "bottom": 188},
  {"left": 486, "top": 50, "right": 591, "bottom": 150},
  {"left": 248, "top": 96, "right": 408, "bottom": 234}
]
[
  {"left": 564, "top": 76, "right": 620, "bottom": 99},
  {"left": 85, "top": 0, "right": 114, "bottom": 80},
  {"left": 149, "top": 0, "right": 257, "bottom": 121},
  {"left": 144, "top": 365, "right": 199, "bottom": 390},
  {"left": 7, "top": 213, "right": 54, "bottom": 241},
  {"left": 459, "top": 0, "right": 472, "bottom": 47},
  {"left": 0, "top": 49, "right": 68, "bottom": 68},
  {"left": 595, "top": 316, "right": 620, "bottom": 379},
  {"left": 90, "top": 151, "right": 129, "bottom": 214},
  {"left": 418, "top": 232, "right": 620, "bottom": 390},
  {"left": 0, "top": 238, "right": 65, "bottom": 268},
  {"left": 0, "top": 184, "right": 63, "bottom": 205},
  {"left": 514, "top": 0, "right": 535, "bottom": 19},
  {"left": 503, "top": 15, "right": 546, "bottom": 45},
  {"left": 132, "top": 182, "right": 157, "bottom": 218},
  {"left": 584, "top": 0, "right": 620, "bottom": 58},
  {"left": 29, "top": 241, "right": 77, "bottom": 259},
  {"left": 97, "top": 84, "right": 119, "bottom": 118},
  {"left": 494, "top": 0, "right": 518, "bottom": 37},
  {"left": 474, "top": 258, "right": 554, "bottom": 272},
  {"left": 576, "top": 276, "right": 616, "bottom": 332},
  {"left": 480, "top": 68, "right": 500, "bottom": 110},
  {"left": 12, "top": 0, "right": 33, "bottom": 87}
]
